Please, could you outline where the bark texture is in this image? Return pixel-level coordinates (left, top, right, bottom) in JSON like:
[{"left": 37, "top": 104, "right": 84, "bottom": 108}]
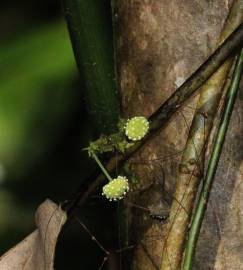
[{"left": 113, "top": 0, "right": 242, "bottom": 269}]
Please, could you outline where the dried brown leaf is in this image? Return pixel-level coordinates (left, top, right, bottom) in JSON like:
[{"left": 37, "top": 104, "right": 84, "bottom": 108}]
[{"left": 0, "top": 199, "right": 66, "bottom": 270}]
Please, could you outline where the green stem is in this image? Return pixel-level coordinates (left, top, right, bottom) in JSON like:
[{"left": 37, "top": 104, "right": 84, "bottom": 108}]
[
  {"left": 182, "top": 47, "right": 243, "bottom": 270},
  {"left": 62, "top": 0, "right": 120, "bottom": 134},
  {"left": 91, "top": 151, "right": 113, "bottom": 182}
]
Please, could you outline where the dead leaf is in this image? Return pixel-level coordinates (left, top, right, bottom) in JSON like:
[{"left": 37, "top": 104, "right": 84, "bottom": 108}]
[{"left": 0, "top": 199, "right": 66, "bottom": 270}]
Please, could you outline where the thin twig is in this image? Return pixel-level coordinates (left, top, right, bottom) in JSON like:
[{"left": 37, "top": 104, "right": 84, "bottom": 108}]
[
  {"left": 75, "top": 216, "right": 110, "bottom": 270},
  {"left": 75, "top": 217, "right": 109, "bottom": 255}
]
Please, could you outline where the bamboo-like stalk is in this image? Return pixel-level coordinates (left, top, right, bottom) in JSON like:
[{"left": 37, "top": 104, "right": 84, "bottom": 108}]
[
  {"left": 160, "top": 1, "right": 243, "bottom": 269},
  {"left": 65, "top": 23, "right": 243, "bottom": 215},
  {"left": 62, "top": 0, "right": 120, "bottom": 134},
  {"left": 182, "top": 46, "right": 243, "bottom": 270}
]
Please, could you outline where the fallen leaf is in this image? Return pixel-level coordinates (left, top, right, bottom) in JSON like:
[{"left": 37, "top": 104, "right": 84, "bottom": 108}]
[{"left": 0, "top": 199, "right": 66, "bottom": 270}]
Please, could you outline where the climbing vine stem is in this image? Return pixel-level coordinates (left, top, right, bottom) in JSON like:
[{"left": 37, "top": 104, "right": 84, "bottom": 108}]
[
  {"left": 182, "top": 47, "right": 243, "bottom": 270},
  {"left": 160, "top": 2, "right": 243, "bottom": 267}
]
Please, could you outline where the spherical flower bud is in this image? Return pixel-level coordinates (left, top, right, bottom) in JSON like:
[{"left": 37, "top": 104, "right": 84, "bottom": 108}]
[
  {"left": 102, "top": 176, "right": 129, "bottom": 201},
  {"left": 125, "top": 116, "right": 149, "bottom": 141}
]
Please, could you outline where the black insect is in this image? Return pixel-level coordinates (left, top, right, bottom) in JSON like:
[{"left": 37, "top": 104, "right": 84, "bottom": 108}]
[{"left": 149, "top": 213, "right": 168, "bottom": 223}]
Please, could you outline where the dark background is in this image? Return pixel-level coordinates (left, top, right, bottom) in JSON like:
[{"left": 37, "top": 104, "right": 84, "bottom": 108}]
[{"left": 0, "top": 1, "right": 120, "bottom": 269}]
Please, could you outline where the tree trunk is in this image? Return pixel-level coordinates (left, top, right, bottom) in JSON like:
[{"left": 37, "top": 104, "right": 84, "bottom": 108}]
[{"left": 113, "top": 1, "right": 243, "bottom": 269}]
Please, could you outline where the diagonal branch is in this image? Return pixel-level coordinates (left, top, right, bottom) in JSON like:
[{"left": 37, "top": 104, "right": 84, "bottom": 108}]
[{"left": 64, "top": 22, "right": 243, "bottom": 216}]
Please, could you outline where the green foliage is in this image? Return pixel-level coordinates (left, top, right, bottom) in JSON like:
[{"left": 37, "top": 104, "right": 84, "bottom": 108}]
[
  {"left": 0, "top": 21, "right": 77, "bottom": 177},
  {"left": 85, "top": 116, "right": 149, "bottom": 201},
  {"left": 86, "top": 116, "right": 150, "bottom": 157},
  {"left": 85, "top": 118, "right": 134, "bottom": 156}
]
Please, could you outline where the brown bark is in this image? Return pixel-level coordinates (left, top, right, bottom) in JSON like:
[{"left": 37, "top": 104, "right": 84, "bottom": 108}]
[{"left": 113, "top": 1, "right": 242, "bottom": 269}]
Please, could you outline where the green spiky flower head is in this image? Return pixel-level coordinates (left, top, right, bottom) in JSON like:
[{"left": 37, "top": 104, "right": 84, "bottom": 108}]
[
  {"left": 102, "top": 176, "right": 129, "bottom": 201},
  {"left": 125, "top": 116, "right": 149, "bottom": 141}
]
